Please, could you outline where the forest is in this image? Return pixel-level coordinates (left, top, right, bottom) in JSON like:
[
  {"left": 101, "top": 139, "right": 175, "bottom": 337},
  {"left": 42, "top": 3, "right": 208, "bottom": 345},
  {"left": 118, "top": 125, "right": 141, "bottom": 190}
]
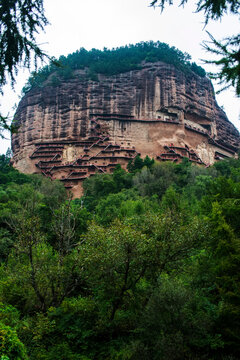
[
  {"left": 0, "top": 153, "right": 239, "bottom": 360},
  {"left": 22, "top": 41, "right": 206, "bottom": 93}
]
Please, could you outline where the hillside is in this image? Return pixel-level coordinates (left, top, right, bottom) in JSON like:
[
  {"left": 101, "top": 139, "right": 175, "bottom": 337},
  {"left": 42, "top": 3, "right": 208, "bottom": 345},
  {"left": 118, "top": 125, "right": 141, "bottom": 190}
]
[
  {"left": 1, "top": 152, "right": 240, "bottom": 359},
  {"left": 11, "top": 42, "right": 239, "bottom": 197}
]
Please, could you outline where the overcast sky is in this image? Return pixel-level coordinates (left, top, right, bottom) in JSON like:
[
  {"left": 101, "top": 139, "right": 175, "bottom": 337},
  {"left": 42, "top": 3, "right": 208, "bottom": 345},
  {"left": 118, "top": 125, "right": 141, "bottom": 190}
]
[{"left": 0, "top": 0, "right": 239, "bottom": 154}]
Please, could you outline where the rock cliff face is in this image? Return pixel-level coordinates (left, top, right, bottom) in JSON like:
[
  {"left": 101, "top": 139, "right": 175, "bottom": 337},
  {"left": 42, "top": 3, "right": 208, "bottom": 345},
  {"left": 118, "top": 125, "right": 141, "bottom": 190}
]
[{"left": 12, "top": 61, "right": 240, "bottom": 197}]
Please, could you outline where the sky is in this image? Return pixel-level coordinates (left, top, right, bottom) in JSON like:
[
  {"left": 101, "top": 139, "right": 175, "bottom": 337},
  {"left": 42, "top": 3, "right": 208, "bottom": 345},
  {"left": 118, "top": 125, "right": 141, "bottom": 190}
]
[{"left": 0, "top": 0, "right": 239, "bottom": 154}]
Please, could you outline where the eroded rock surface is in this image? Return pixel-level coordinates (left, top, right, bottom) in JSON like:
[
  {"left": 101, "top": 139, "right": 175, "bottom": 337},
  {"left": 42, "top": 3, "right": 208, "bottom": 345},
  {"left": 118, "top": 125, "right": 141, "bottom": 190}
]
[{"left": 12, "top": 62, "right": 240, "bottom": 197}]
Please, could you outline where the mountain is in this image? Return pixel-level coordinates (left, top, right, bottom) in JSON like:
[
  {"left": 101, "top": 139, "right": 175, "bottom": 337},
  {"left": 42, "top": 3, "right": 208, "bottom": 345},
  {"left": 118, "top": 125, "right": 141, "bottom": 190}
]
[{"left": 11, "top": 43, "right": 239, "bottom": 197}]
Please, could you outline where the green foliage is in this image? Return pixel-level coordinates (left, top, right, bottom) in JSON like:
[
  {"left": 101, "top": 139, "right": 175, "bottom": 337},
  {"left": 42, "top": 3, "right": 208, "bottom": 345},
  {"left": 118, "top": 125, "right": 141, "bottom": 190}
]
[
  {"left": 127, "top": 155, "right": 155, "bottom": 173},
  {"left": 23, "top": 41, "right": 206, "bottom": 93},
  {"left": 0, "top": 229, "right": 13, "bottom": 263},
  {"left": 95, "top": 190, "right": 148, "bottom": 225},
  {"left": 0, "top": 1, "right": 239, "bottom": 357},
  {"left": 127, "top": 155, "right": 144, "bottom": 172},
  {"left": 133, "top": 160, "right": 192, "bottom": 199},
  {"left": 0, "top": 303, "right": 20, "bottom": 328},
  {"left": 203, "top": 33, "right": 240, "bottom": 96},
  {"left": 0, "top": 0, "right": 48, "bottom": 88},
  {"left": 0, "top": 303, "right": 27, "bottom": 359},
  {"left": 190, "top": 62, "right": 207, "bottom": 77},
  {"left": 83, "top": 166, "right": 132, "bottom": 211},
  {"left": 200, "top": 187, "right": 240, "bottom": 355},
  {"left": 1, "top": 154, "right": 240, "bottom": 358},
  {"left": 0, "top": 117, "right": 18, "bottom": 140},
  {"left": 0, "top": 0, "right": 52, "bottom": 139},
  {"left": 0, "top": 155, "right": 30, "bottom": 185},
  {"left": 131, "top": 275, "right": 223, "bottom": 359},
  {"left": 150, "top": 0, "right": 240, "bottom": 23},
  {"left": 0, "top": 323, "right": 28, "bottom": 360}
]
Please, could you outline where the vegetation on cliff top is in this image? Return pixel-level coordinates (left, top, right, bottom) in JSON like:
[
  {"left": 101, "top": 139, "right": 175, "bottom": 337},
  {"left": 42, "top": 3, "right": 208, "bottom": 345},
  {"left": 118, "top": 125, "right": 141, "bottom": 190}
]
[
  {"left": 22, "top": 41, "right": 206, "bottom": 93},
  {"left": 0, "top": 153, "right": 240, "bottom": 359}
]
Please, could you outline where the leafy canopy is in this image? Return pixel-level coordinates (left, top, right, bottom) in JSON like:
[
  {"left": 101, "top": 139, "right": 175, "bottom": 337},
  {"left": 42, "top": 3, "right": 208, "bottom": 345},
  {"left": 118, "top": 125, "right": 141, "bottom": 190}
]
[
  {"left": 1, "top": 154, "right": 240, "bottom": 358},
  {"left": 23, "top": 41, "right": 206, "bottom": 93}
]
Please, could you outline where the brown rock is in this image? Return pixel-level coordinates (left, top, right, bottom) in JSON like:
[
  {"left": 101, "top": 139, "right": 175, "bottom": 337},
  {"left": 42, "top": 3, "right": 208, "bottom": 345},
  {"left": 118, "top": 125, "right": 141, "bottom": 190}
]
[{"left": 11, "top": 62, "right": 240, "bottom": 198}]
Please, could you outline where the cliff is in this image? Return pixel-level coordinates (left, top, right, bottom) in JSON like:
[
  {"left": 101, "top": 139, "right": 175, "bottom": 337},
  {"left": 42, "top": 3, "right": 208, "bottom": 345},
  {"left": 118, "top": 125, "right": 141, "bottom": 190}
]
[{"left": 12, "top": 61, "right": 240, "bottom": 197}]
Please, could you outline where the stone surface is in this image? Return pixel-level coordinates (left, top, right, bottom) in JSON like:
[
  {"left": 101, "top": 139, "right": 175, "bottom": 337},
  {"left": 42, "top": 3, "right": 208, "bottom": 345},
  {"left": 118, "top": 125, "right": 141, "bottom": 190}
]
[{"left": 12, "top": 61, "right": 240, "bottom": 197}]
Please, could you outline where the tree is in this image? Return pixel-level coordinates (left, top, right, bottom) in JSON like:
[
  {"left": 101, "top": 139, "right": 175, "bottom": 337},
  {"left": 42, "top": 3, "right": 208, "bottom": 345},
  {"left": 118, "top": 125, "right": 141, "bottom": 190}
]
[
  {"left": 131, "top": 276, "right": 222, "bottom": 360},
  {"left": 0, "top": 0, "right": 49, "bottom": 134},
  {"left": 150, "top": 0, "right": 239, "bottom": 22},
  {"left": 23, "top": 41, "right": 207, "bottom": 93},
  {"left": 51, "top": 200, "right": 77, "bottom": 258},
  {"left": 0, "top": 323, "right": 28, "bottom": 360},
  {"left": 150, "top": 0, "right": 240, "bottom": 96},
  {"left": 0, "top": 115, "right": 17, "bottom": 139},
  {"left": 195, "top": 201, "right": 240, "bottom": 356},
  {"left": 0, "top": 0, "right": 48, "bottom": 88},
  {"left": 0, "top": 303, "right": 28, "bottom": 360},
  {"left": 0, "top": 216, "right": 83, "bottom": 313},
  {"left": 78, "top": 221, "right": 151, "bottom": 321},
  {"left": 133, "top": 162, "right": 176, "bottom": 198},
  {"left": 203, "top": 32, "right": 240, "bottom": 95}
]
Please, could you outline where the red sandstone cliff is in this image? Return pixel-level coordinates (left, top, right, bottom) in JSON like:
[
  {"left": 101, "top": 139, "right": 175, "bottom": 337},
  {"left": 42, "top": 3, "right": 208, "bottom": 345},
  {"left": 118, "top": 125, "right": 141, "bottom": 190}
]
[{"left": 11, "top": 61, "right": 240, "bottom": 197}]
